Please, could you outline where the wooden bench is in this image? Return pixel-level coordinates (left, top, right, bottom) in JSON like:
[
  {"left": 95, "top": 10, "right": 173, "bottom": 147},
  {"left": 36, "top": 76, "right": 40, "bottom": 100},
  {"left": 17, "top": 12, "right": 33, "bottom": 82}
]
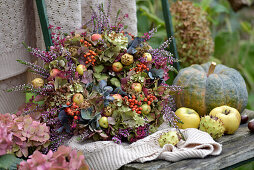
[{"left": 121, "top": 110, "right": 254, "bottom": 170}]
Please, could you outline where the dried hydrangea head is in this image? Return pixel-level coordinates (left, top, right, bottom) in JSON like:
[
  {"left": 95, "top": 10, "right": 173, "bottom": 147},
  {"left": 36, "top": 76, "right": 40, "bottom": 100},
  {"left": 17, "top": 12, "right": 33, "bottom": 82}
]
[
  {"left": 171, "top": 0, "right": 214, "bottom": 67},
  {"left": 0, "top": 123, "right": 13, "bottom": 156},
  {"left": 11, "top": 115, "right": 50, "bottom": 157},
  {"left": 105, "top": 31, "right": 128, "bottom": 49},
  {"left": 18, "top": 145, "right": 89, "bottom": 170}
]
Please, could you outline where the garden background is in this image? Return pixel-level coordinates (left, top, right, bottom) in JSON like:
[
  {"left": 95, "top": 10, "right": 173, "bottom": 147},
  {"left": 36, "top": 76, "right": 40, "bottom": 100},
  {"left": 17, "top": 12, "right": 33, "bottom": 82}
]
[
  {"left": 136, "top": 0, "right": 254, "bottom": 111},
  {"left": 135, "top": 0, "right": 254, "bottom": 169}
]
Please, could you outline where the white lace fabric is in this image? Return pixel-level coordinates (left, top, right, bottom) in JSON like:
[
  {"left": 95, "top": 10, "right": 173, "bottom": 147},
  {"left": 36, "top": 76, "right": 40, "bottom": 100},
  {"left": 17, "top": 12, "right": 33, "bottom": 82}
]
[{"left": 68, "top": 127, "right": 222, "bottom": 170}]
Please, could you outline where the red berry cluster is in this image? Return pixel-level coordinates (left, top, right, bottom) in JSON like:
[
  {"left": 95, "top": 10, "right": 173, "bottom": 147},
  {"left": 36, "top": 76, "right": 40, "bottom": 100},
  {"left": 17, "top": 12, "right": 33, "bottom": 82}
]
[
  {"left": 123, "top": 95, "right": 142, "bottom": 114},
  {"left": 143, "top": 94, "right": 157, "bottom": 105},
  {"left": 65, "top": 102, "right": 80, "bottom": 120},
  {"left": 80, "top": 39, "right": 92, "bottom": 47},
  {"left": 84, "top": 50, "right": 97, "bottom": 65},
  {"left": 130, "top": 63, "right": 149, "bottom": 73}
]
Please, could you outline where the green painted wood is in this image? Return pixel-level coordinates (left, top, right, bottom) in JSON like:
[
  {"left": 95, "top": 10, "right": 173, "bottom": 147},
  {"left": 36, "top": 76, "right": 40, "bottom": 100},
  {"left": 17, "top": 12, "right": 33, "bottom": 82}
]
[
  {"left": 161, "top": 0, "right": 180, "bottom": 72},
  {"left": 35, "top": 0, "right": 53, "bottom": 50}
]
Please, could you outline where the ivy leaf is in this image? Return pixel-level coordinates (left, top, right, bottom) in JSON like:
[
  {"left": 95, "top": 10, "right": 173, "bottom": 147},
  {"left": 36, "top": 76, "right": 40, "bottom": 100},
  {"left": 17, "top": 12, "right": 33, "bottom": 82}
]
[
  {"left": 105, "top": 96, "right": 114, "bottom": 101},
  {"left": 0, "top": 154, "right": 23, "bottom": 170},
  {"left": 127, "top": 37, "right": 144, "bottom": 54},
  {"left": 103, "top": 86, "right": 113, "bottom": 96},
  {"left": 58, "top": 110, "right": 69, "bottom": 123},
  {"left": 110, "top": 78, "right": 121, "bottom": 87},
  {"left": 81, "top": 108, "right": 94, "bottom": 120},
  {"left": 93, "top": 65, "right": 104, "bottom": 73},
  {"left": 81, "top": 70, "right": 93, "bottom": 84},
  {"left": 113, "top": 87, "right": 127, "bottom": 96},
  {"left": 147, "top": 68, "right": 164, "bottom": 79}
]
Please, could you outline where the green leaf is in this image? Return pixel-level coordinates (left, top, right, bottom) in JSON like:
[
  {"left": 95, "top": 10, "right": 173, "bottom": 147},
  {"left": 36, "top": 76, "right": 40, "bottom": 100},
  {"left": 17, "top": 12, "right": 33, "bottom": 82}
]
[
  {"left": 0, "top": 154, "right": 23, "bottom": 170},
  {"left": 81, "top": 108, "right": 93, "bottom": 119},
  {"left": 74, "top": 83, "right": 83, "bottom": 93},
  {"left": 240, "top": 21, "right": 252, "bottom": 34},
  {"left": 93, "top": 65, "right": 104, "bottom": 73},
  {"left": 54, "top": 77, "right": 68, "bottom": 90},
  {"left": 110, "top": 78, "right": 121, "bottom": 87},
  {"left": 93, "top": 73, "right": 109, "bottom": 81}
]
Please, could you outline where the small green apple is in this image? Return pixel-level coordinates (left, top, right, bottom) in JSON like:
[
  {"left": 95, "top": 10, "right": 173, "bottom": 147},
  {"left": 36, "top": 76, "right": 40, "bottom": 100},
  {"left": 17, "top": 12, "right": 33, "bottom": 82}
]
[
  {"left": 72, "top": 93, "right": 84, "bottom": 107},
  {"left": 141, "top": 104, "right": 151, "bottom": 114},
  {"left": 31, "top": 78, "right": 44, "bottom": 88},
  {"left": 131, "top": 83, "right": 142, "bottom": 93},
  {"left": 99, "top": 116, "right": 109, "bottom": 128},
  {"left": 112, "top": 62, "right": 123, "bottom": 72},
  {"left": 175, "top": 107, "right": 200, "bottom": 129},
  {"left": 76, "top": 64, "right": 86, "bottom": 75},
  {"left": 143, "top": 53, "right": 152, "bottom": 62},
  {"left": 209, "top": 105, "right": 241, "bottom": 134}
]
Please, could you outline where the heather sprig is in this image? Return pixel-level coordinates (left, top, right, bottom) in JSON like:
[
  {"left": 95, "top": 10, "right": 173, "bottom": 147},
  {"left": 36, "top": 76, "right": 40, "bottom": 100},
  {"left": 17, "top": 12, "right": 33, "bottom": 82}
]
[
  {"left": 41, "top": 109, "right": 72, "bottom": 152},
  {"left": 142, "top": 27, "right": 157, "bottom": 42},
  {"left": 16, "top": 60, "right": 49, "bottom": 78},
  {"left": 162, "top": 96, "right": 180, "bottom": 128}
]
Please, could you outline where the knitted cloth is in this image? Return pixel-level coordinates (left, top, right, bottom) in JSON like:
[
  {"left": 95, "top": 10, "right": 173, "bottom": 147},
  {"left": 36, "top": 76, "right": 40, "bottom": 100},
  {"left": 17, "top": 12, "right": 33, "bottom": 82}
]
[
  {"left": 0, "top": 0, "right": 137, "bottom": 113},
  {"left": 68, "top": 128, "right": 222, "bottom": 170}
]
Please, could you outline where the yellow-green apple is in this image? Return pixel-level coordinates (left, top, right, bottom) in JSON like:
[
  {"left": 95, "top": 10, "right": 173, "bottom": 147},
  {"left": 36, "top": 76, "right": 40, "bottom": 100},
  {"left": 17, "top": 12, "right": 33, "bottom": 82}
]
[
  {"left": 76, "top": 64, "right": 86, "bottom": 75},
  {"left": 143, "top": 53, "right": 152, "bottom": 62},
  {"left": 112, "top": 62, "right": 123, "bottom": 72},
  {"left": 72, "top": 93, "right": 84, "bottom": 107},
  {"left": 175, "top": 107, "right": 200, "bottom": 129},
  {"left": 31, "top": 78, "right": 44, "bottom": 88},
  {"left": 141, "top": 104, "right": 151, "bottom": 114},
  {"left": 131, "top": 83, "right": 142, "bottom": 93},
  {"left": 99, "top": 116, "right": 109, "bottom": 128},
  {"left": 209, "top": 105, "right": 241, "bottom": 134},
  {"left": 91, "top": 34, "right": 102, "bottom": 41},
  {"left": 50, "top": 68, "right": 61, "bottom": 78}
]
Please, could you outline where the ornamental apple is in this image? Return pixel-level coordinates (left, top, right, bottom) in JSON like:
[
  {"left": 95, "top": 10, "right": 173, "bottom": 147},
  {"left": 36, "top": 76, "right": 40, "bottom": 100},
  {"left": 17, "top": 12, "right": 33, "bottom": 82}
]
[
  {"left": 131, "top": 83, "right": 142, "bottom": 93},
  {"left": 143, "top": 53, "right": 152, "bottom": 62},
  {"left": 76, "top": 64, "right": 86, "bottom": 75},
  {"left": 141, "top": 104, "right": 151, "bottom": 115},
  {"left": 31, "top": 78, "right": 44, "bottom": 88},
  {"left": 175, "top": 107, "right": 200, "bottom": 129},
  {"left": 112, "top": 94, "right": 122, "bottom": 100},
  {"left": 209, "top": 105, "right": 241, "bottom": 134},
  {"left": 50, "top": 68, "right": 61, "bottom": 78},
  {"left": 91, "top": 34, "right": 102, "bottom": 41},
  {"left": 72, "top": 93, "right": 84, "bottom": 107},
  {"left": 121, "top": 53, "right": 134, "bottom": 65},
  {"left": 99, "top": 116, "right": 109, "bottom": 128},
  {"left": 112, "top": 62, "right": 123, "bottom": 72}
]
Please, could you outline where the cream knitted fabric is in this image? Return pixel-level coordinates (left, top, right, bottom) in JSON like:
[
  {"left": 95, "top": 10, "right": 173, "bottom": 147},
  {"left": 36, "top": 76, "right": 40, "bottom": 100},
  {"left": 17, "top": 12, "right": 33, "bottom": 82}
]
[
  {"left": 68, "top": 128, "right": 222, "bottom": 170},
  {"left": 0, "top": 0, "right": 137, "bottom": 113}
]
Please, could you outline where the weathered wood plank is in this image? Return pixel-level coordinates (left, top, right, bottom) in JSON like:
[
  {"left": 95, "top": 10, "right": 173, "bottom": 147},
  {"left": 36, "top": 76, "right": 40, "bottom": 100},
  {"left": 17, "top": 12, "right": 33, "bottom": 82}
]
[{"left": 121, "top": 109, "right": 254, "bottom": 170}]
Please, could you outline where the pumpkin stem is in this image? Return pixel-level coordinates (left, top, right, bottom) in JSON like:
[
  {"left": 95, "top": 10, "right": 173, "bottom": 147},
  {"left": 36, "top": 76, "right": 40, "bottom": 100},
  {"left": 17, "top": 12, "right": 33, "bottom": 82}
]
[{"left": 207, "top": 62, "right": 216, "bottom": 77}]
